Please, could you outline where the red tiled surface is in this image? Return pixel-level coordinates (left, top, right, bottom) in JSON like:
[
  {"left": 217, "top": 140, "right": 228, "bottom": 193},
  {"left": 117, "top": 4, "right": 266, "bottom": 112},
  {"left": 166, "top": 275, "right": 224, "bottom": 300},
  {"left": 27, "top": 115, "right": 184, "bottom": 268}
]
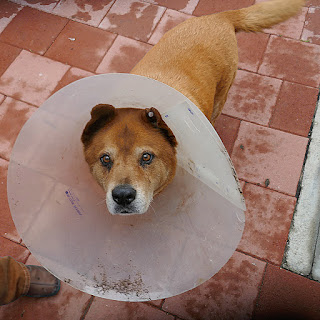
[
  {"left": 238, "top": 183, "right": 296, "bottom": 265},
  {"left": 301, "top": 7, "right": 320, "bottom": 45},
  {"left": 0, "top": 158, "right": 20, "bottom": 242},
  {"left": 0, "top": 7, "right": 68, "bottom": 55},
  {"left": 45, "top": 21, "right": 116, "bottom": 72},
  {"left": 0, "top": 236, "right": 29, "bottom": 263},
  {"left": 269, "top": 81, "right": 319, "bottom": 136},
  {"left": 236, "top": 32, "right": 270, "bottom": 72},
  {"left": 0, "top": 42, "right": 21, "bottom": 77},
  {"left": 53, "top": 67, "right": 94, "bottom": 93},
  {"left": 0, "top": 1, "right": 22, "bottom": 33},
  {"left": 163, "top": 251, "right": 266, "bottom": 320},
  {"left": 53, "top": 0, "right": 115, "bottom": 26},
  {"left": 148, "top": 8, "right": 192, "bottom": 45},
  {"left": 143, "top": 0, "right": 199, "bottom": 15},
  {"left": 0, "top": 50, "right": 69, "bottom": 106},
  {"left": 214, "top": 114, "right": 241, "bottom": 155},
  {"left": 85, "top": 298, "right": 174, "bottom": 320},
  {"left": 254, "top": 264, "right": 320, "bottom": 319},
  {"left": 0, "top": 96, "right": 37, "bottom": 160},
  {"left": 259, "top": 35, "right": 320, "bottom": 87},
  {"left": 0, "top": 0, "right": 319, "bottom": 318},
  {"left": 193, "top": 0, "right": 254, "bottom": 16},
  {"left": 223, "top": 70, "right": 282, "bottom": 125},
  {"left": 232, "top": 122, "right": 308, "bottom": 196},
  {"left": 99, "top": 0, "right": 165, "bottom": 42},
  {"left": 96, "top": 36, "right": 152, "bottom": 73}
]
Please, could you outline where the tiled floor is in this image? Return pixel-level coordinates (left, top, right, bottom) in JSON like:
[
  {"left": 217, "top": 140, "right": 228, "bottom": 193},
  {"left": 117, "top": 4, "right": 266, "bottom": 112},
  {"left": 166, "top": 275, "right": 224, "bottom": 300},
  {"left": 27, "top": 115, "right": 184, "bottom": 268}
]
[{"left": 0, "top": 0, "right": 319, "bottom": 319}]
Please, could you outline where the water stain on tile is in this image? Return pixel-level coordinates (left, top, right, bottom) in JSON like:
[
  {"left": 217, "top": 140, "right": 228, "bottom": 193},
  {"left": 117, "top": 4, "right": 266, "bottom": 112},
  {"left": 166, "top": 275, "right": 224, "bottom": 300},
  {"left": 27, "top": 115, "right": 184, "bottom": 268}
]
[
  {"left": 22, "top": 0, "right": 57, "bottom": 4},
  {"left": 72, "top": 10, "right": 91, "bottom": 21},
  {"left": 0, "top": 2, "right": 21, "bottom": 19}
]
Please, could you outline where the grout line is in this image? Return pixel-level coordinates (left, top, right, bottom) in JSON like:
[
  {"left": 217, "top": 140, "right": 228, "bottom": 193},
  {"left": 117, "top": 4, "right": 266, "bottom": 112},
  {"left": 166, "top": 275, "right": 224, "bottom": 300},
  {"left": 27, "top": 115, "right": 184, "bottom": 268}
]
[
  {"left": 146, "top": 7, "right": 167, "bottom": 42},
  {"left": 96, "top": 0, "right": 117, "bottom": 28},
  {"left": 298, "top": 7, "right": 309, "bottom": 40},
  {"left": 267, "top": 79, "right": 284, "bottom": 127},
  {"left": 80, "top": 296, "right": 95, "bottom": 320},
  {"left": 251, "top": 262, "right": 268, "bottom": 319},
  {"left": 235, "top": 248, "right": 284, "bottom": 267},
  {"left": 256, "top": 33, "right": 270, "bottom": 72}
]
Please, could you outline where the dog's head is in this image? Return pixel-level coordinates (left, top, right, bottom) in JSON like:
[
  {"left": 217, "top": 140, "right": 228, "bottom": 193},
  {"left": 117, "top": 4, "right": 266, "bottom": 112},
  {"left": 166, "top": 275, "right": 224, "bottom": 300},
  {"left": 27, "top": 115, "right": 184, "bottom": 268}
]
[{"left": 81, "top": 104, "right": 177, "bottom": 215}]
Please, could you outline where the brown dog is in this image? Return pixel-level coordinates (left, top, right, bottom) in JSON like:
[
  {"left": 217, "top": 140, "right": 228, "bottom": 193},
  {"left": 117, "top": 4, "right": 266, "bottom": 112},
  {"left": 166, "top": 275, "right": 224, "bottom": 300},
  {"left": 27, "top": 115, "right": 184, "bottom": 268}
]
[{"left": 82, "top": 0, "right": 304, "bottom": 215}]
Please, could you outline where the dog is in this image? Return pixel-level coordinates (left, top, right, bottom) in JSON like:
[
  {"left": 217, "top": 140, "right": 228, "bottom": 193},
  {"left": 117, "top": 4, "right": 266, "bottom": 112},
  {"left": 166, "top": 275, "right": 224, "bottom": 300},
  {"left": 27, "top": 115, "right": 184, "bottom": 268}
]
[{"left": 81, "top": 0, "right": 304, "bottom": 215}]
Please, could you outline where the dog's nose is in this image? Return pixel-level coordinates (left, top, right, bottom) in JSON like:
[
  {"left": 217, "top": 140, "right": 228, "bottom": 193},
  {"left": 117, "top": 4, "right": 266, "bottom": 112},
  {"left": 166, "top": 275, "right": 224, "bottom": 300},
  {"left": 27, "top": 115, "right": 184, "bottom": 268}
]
[{"left": 112, "top": 185, "right": 136, "bottom": 206}]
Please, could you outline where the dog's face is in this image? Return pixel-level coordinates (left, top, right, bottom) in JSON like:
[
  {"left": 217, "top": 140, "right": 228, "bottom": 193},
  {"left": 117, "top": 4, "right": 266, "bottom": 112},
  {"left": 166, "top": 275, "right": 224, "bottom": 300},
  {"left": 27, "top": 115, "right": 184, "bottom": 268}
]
[{"left": 81, "top": 104, "right": 177, "bottom": 215}]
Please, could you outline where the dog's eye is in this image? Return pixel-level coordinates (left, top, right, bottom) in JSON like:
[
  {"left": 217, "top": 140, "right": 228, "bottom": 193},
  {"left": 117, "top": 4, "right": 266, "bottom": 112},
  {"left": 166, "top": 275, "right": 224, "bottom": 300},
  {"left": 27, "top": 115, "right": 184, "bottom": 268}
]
[
  {"left": 100, "top": 154, "right": 112, "bottom": 167},
  {"left": 140, "top": 152, "right": 154, "bottom": 165}
]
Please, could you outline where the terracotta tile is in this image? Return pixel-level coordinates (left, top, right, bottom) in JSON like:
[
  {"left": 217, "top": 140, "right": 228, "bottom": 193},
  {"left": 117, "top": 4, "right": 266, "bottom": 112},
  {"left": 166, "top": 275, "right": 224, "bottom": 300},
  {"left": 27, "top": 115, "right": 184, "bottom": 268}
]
[
  {"left": 9, "top": 0, "right": 59, "bottom": 13},
  {"left": 259, "top": 35, "right": 320, "bottom": 87},
  {"left": 0, "top": 7, "right": 68, "bottom": 55},
  {"left": 53, "top": 0, "right": 115, "bottom": 27},
  {"left": 263, "top": 7, "right": 308, "bottom": 39},
  {"left": 214, "top": 114, "right": 241, "bottom": 155},
  {"left": 85, "top": 298, "right": 174, "bottom": 320},
  {"left": 301, "top": 7, "right": 320, "bottom": 45},
  {"left": 53, "top": 67, "right": 94, "bottom": 93},
  {"left": 99, "top": 0, "right": 165, "bottom": 42},
  {"left": 0, "top": 236, "right": 29, "bottom": 263},
  {"left": 163, "top": 251, "right": 266, "bottom": 320},
  {"left": 254, "top": 264, "right": 320, "bottom": 319},
  {"left": 223, "top": 70, "right": 282, "bottom": 125},
  {"left": 96, "top": 36, "right": 152, "bottom": 73},
  {"left": 238, "top": 183, "right": 296, "bottom": 265},
  {"left": 193, "top": 0, "right": 254, "bottom": 16},
  {"left": 0, "top": 254, "right": 92, "bottom": 320},
  {"left": 0, "top": 158, "right": 21, "bottom": 243},
  {"left": 236, "top": 32, "right": 270, "bottom": 72},
  {"left": 0, "top": 42, "right": 21, "bottom": 77},
  {"left": 145, "top": 299, "right": 164, "bottom": 308},
  {"left": 143, "top": 0, "right": 199, "bottom": 15},
  {"left": 269, "top": 81, "right": 318, "bottom": 137},
  {"left": 307, "top": 0, "right": 320, "bottom": 7},
  {"left": 148, "top": 9, "right": 192, "bottom": 45},
  {"left": 0, "top": 97, "right": 37, "bottom": 160},
  {"left": 45, "top": 21, "right": 116, "bottom": 72},
  {"left": 0, "top": 1, "right": 22, "bottom": 33},
  {"left": 0, "top": 50, "right": 69, "bottom": 106},
  {"left": 231, "top": 122, "right": 308, "bottom": 196}
]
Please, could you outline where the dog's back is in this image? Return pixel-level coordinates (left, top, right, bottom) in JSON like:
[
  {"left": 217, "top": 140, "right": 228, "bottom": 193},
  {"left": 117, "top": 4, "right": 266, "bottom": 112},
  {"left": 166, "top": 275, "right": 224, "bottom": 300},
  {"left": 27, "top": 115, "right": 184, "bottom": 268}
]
[{"left": 131, "top": 0, "right": 305, "bottom": 123}]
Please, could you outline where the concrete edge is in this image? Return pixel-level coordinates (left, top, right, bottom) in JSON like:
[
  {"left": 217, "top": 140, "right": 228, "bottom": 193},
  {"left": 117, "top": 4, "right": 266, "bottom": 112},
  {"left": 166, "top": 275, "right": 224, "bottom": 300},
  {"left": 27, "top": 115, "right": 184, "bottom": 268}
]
[{"left": 282, "top": 95, "right": 320, "bottom": 277}]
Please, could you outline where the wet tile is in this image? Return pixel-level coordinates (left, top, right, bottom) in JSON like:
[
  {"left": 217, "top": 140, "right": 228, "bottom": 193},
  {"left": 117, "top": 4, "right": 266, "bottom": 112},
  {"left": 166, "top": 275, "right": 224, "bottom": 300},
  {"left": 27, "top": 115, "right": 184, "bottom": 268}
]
[
  {"left": 99, "top": 0, "right": 165, "bottom": 42},
  {"left": 85, "top": 298, "right": 174, "bottom": 320},
  {"left": 96, "top": 36, "right": 152, "bottom": 73},
  {"left": 53, "top": 0, "right": 115, "bottom": 27},
  {"left": 307, "top": 0, "right": 320, "bottom": 6},
  {"left": 254, "top": 264, "right": 320, "bottom": 320},
  {"left": 0, "top": 7, "right": 68, "bottom": 55},
  {"left": 259, "top": 35, "right": 320, "bottom": 87},
  {"left": 301, "top": 7, "right": 320, "bottom": 45},
  {"left": 0, "top": 158, "right": 21, "bottom": 243},
  {"left": 0, "top": 97, "right": 37, "bottom": 160},
  {"left": 223, "top": 70, "right": 282, "bottom": 125},
  {"left": 53, "top": 67, "right": 94, "bottom": 94},
  {"left": 9, "top": 0, "right": 59, "bottom": 13},
  {"left": 163, "top": 251, "right": 266, "bottom": 320},
  {"left": 214, "top": 114, "right": 241, "bottom": 155},
  {"left": 193, "top": 0, "right": 254, "bottom": 16},
  {"left": 45, "top": 21, "right": 116, "bottom": 72},
  {"left": 0, "top": 1, "right": 22, "bottom": 33},
  {"left": 0, "top": 50, "right": 69, "bottom": 106},
  {"left": 238, "top": 183, "right": 296, "bottom": 265},
  {"left": 0, "top": 41, "right": 21, "bottom": 77},
  {"left": 0, "top": 255, "right": 92, "bottom": 320},
  {"left": 148, "top": 9, "right": 192, "bottom": 45},
  {"left": 236, "top": 32, "right": 270, "bottom": 72},
  {"left": 143, "top": 0, "right": 199, "bottom": 15},
  {"left": 263, "top": 7, "right": 308, "bottom": 39},
  {"left": 269, "top": 81, "right": 318, "bottom": 137},
  {"left": 232, "top": 122, "right": 308, "bottom": 196},
  {"left": 145, "top": 299, "right": 163, "bottom": 308},
  {"left": 0, "top": 236, "right": 29, "bottom": 263}
]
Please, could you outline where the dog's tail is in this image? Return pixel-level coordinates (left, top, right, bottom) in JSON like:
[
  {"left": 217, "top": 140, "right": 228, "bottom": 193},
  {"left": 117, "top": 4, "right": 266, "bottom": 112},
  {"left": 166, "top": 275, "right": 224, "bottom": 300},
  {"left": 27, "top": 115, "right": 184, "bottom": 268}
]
[{"left": 221, "top": 0, "right": 305, "bottom": 33}]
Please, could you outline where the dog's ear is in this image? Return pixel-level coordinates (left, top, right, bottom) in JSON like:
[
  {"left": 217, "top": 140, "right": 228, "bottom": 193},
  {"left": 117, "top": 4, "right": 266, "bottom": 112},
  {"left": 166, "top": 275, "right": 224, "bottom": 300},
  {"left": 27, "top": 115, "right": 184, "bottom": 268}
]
[
  {"left": 143, "top": 107, "right": 177, "bottom": 148},
  {"left": 81, "top": 104, "right": 116, "bottom": 146}
]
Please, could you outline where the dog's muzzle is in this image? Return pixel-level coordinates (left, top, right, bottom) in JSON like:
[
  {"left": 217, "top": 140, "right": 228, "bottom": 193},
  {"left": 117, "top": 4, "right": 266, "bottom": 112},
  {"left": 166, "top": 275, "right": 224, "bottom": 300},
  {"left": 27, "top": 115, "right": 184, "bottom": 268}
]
[{"left": 111, "top": 184, "right": 137, "bottom": 214}]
